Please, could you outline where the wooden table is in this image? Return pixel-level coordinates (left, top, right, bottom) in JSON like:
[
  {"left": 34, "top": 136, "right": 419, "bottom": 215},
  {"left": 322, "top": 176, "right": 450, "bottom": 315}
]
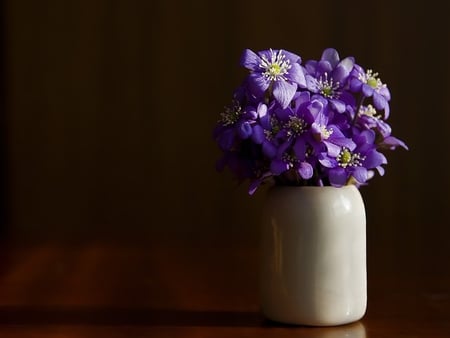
[{"left": 0, "top": 233, "right": 448, "bottom": 337}]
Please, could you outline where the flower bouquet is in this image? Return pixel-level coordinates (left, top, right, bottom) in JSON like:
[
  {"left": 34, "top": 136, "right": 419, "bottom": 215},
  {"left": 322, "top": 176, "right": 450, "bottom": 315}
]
[{"left": 214, "top": 48, "right": 407, "bottom": 194}]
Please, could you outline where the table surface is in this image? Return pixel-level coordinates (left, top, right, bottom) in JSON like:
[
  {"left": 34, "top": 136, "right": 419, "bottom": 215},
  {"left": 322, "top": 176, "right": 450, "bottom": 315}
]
[{"left": 0, "top": 233, "right": 448, "bottom": 338}]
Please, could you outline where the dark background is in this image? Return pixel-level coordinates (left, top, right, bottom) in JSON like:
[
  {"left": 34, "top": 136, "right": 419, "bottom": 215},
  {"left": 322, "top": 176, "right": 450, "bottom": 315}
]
[{"left": 1, "top": 0, "right": 449, "bottom": 271}]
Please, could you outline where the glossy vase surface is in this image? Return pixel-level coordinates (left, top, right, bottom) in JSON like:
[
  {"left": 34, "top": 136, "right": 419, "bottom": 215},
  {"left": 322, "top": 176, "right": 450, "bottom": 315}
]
[{"left": 260, "top": 185, "right": 367, "bottom": 326}]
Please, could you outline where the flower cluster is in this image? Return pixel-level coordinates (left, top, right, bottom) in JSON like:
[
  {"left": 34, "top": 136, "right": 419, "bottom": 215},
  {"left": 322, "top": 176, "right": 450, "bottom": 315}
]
[{"left": 214, "top": 48, "right": 407, "bottom": 194}]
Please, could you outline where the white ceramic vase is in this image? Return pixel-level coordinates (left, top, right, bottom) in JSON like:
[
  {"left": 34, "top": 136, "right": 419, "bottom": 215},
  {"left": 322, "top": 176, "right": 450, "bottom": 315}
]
[{"left": 260, "top": 185, "right": 367, "bottom": 326}]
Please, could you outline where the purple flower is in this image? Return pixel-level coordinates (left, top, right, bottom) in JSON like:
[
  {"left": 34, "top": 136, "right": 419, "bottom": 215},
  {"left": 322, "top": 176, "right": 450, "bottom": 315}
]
[
  {"left": 214, "top": 47, "right": 408, "bottom": 194},
  {"left": 240, "top": 49, "right": 306, "bottom": 109},
  {"left": 305, "top": 95, "right": 356, "bottom": 157},
  {"left": 350, "top": 65, "right": 391, "bottom": 117},
  {"left": 356, "top": 104, "right": 408, "bottom": 151},
  {"left": 320, "top": 130, "right": 387, "bottom": 186},
  {"left": 305, "top": 48, "right": 355, "bottom": 113}
]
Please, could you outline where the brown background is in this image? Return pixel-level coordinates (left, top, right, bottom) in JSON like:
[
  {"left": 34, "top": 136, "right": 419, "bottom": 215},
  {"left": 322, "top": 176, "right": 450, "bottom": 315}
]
[{"left": 1, "top": 0, "right": 449, "bottom": 272}]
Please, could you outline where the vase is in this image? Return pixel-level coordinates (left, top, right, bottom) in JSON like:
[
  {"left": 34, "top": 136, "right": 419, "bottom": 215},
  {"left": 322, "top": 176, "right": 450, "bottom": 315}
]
[{"left": 260, "top": 185, "right": 367, "bottom": 326}]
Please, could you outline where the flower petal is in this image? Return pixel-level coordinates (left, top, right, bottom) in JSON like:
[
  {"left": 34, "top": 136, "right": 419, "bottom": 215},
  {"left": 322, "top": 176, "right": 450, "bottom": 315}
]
[
  {"left": 350, "top": 78, "right": 362, "bottom": 92},
  {"left": 251, "top": 125, "right": 265, "bottom": 144},
  {"left": 334, "top": 57, "right": 354, "bottom": 81},
  {"left": 376, "top": 165, "right": 385, "bottom": 176},
  {"left": 272, "top": 80, "right": 297, "bottom": 109},
  {"left": 317, "top": 60, "right": 333, "bottom": 74},
  {"left": 286, "top": 63, "right": 306, "bottom": 87},
  {"left": 324, "top": 141, "right": 341, "bottom": 157},
  {"left": 331, "top": 137, "right": 356, "bottom": 151},
  {"left": 329, "top": 167, "right": 347, "bottom": 186},
  {"left": 237, "top": 121, "right": 252, "bottom": 139},
  {"left": 248, "top": 72, "right": 270, "bottom": 96},
  {"left": 240, "top": 49, "right": 260, "bottom": 70},
  {"left": 306, "top": 74, "right": 319, "bottom": 92},
  {"left": 257, "top": 103, "right": 267, "bottom": 118},
  {"left": 294, "top": 91, "right": 311, "bottom": 107},
  {"left": 362, "top": 84, "right": 374, "bottom": 97},
  {"left": 218, "top": 128, "right": 235, "bottom": 150},
  {"left": 321, "top": 48, "right": 340, "bottom": 68},
  {"left": 379, "top": 86, "right": 391, "bottom": 100},
  {"left": 275, "top": 106, "right": 292, "bottom": 121},
  {"left": 363, "top": 149, "right": 387, "bottom": 168},
  {"left": 373, "top": 91, "right": 387, "bottom": 110},
  {"left": 352, "top": 167, "right": 368, "bottom": 184},
  {"left": 282, "top": 49, "right": 301, "bottom": 64},
  {"left": 380, "top": 136, "right": 409, "bottom": 150},
  {"left": 262, "top": 141, "right": 277, "bottom": 159},
  {"left": 330, "top": 99, "right": 346, "bottom": 113},
  {"left": 248, "top": 179, "right": 261, "bottom": 195},
  {"left": 293, "top": 137, "right": 306, "bottom": 160},
  {"left": 270, "top": 159, "right": 289, "bottom": 175},
  {"left": 319, "top": 156, "right": 337, "bottom": 168},
  {"left": 298, "top": 161, "right": 313, "bottom": 179}
]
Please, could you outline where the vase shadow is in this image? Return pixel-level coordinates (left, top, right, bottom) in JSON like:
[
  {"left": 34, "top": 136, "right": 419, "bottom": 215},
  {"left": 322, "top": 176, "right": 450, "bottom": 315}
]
[
  {"left": 0, "top": 306, "right": 263, "bottom": 327},
  {"left": 0, "top": 306, "right": 367, "bottom": 336}
]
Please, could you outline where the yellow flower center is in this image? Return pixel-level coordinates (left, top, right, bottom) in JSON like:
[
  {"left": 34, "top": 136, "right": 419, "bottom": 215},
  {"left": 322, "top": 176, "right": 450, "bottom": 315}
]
[
  {"left": 367, "top": 77, "right": 378, "bottom": 88},
  {"left": 340, "top": 148, "right": 352, "bottom": 165},
  {"left": 260, "top": 49, "right": 291, "bottom": 81},
  {"left": 337, "top": 148, "right": 365, "bottom": 168}
]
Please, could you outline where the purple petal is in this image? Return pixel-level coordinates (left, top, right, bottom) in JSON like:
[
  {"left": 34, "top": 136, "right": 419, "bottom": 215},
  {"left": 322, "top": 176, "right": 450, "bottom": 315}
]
[
  {"left": 331, "top": 137, "right": 356, "bottom": 151},
  {"left": 294, "top": 91, "right": 311, "bottom": 107},
  {"left": 240, "top": 49, "right": 260, "bottom": 70},
  {"left": 329, "top": 167, "right": 347, "bottom": 186},
  {"left": 251, "top": 125, "right": 265, "bottom": 144},
  {"left": 330, "top": 99, "right": 346, "bottom": 113},
  {"left": 286, "top": 63, "right": 306, "bottom": 87},
  {"left": 381, "top": 136, "right": 409, "bottom": 150},
  {"left": 248, "top": 179, "right": 261, "bottom": 195},
  {"left": 376, "top": 120, "right": 392, "bottom": 138},
  {"left": 334, "top": 57, "right": 354, "bottom": 81},
  {"left": 276, "top": 140, "right": 291, "bottom": 157},
  {"left": 352, "top": 167, "right": 368, "bottom": 183},
  {"left": 383, "top": 103, "right": 390, "bottom": 120},
  {"left": 317, "top": 60, "right": 333, "bottom": 74},
  {"left": 259, "top": 113, "right": 271, "bottom": 129},
  {"left": 319, "top": 157, "right": 336, "bottom": 168},
  {"left": 244, "top": 109, "right": 257, "bottom": 120},
  {"left": 358, "top": 129, "right": 376, "bottom": 145},
  {"left": 298, "top": 161, "right": 313, "bottom": 179},
  {"left": 376, "top": 165, "right": 385, "bottom": 176},
  {"left": 237, "top": 121, "right": 252, "bottom": 139},
  {"left": 257, "top": 103, "right": 267, "bottom": 118},
  {"left": 293, "top": 137, "right": 306, "bottom": 160},
  {"left": 324, "top": 141, "right": 341, "bottom": 157},
  {"left": 363, "top": 150, "right": 387, "bottom": 168},
  {"left": 274, "top": 106, "right": 292, "bottom": 121},
  {"left": 262, "top": 141, "right": 277, "bottom": 158},
  {"left": 373, "top": 91, "right": 387, "bottom": 110},
  {"left": 218, "top": 129, "right": 235, "bottom": 150},
  {"left": 307, "top": 100, "right": 324, "bottom": 119},
  {"left": 281, "top": 49, "right": 301, "bottom": 64},
  {"left": 321, "top": 48, "right": 340, "bottom": 68},
  {"left": 270, "top": 159, "right": 289, "bottom": 175},
  {"left": 305, "top": 60, "right": 317, "bottom": 75},
  {"left": 379, "top": 86, "right": 391, "bottom": 100},
  {"left": 339, "top": 91, "right": 356, "bottom": 106},
  {"left": 350, "top": 78, "right": 362, "bottom": 92},
  {"left": 362, "top": 84, "right": 374, "bottom": 97},
  {"left": 272, "top": 80, "right": 297, "bottom": 109},
  {"left": 248, "top": 72, "right": 270, "bottom": 96},
  {"left": 327, "top": 125, "right": 344, "bottom": 137},
  {"left": 305, "top": 74, "right": 319, "bottom": 92}
]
